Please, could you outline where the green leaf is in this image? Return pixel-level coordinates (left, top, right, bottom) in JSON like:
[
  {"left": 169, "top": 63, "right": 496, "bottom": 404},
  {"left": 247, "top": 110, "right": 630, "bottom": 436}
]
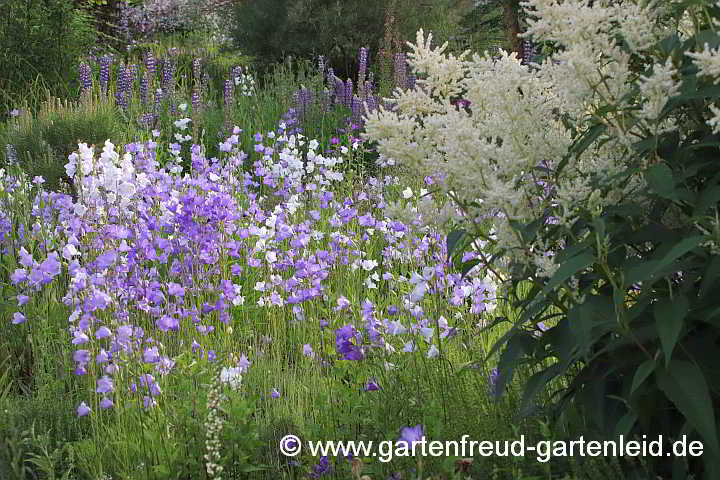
[
  {"left": 520, "top": 362, "right": 567, "bottom": 416},
  {"left": 693, "top": 184, "right": 720, "bottom": 219},
  {"left": 625, "top": 236, "right": 704, "bottom": 286},
  {"left": 654, "top": 295, "right": 688, "bottom": 366},
  {"left": 568, "top": 296, "right": 616, "bottom": 358},
  {"left": 645, "top": 163, "right": 677, "bottom": 200},
  {"left": 630, "top": 359, "right": 656, "bottom": 395},
  {"left": 614, "top": 411, "right": 639, "bottom": 437},
  {"left": 446, "top": 229, "right": 466, "bottom": 260},
  {"left": 495, "top": 332, "right": 537, "bottom": 397},
  {"left": 537, "top": 251, "right": 594, "bottom": 300},
  {"left": 656, "top": 360, "right": 720, "bottom": 457}
]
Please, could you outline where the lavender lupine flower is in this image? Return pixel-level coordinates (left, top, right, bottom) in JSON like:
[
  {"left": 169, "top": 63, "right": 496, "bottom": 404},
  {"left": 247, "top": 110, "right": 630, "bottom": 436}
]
[
  {"left": 350, "top": 96, "right": 364, "bottom": 127},
  {"left": 115, "top": 68, "right": 127, "bottom": 109},
  {"left": 5, "top": 144, "right": 17, "bottom": 164},
  {"left": 344, "top": 79, "right": 353, "bottom": 109},
  {"left": 357, "top": 47, "right": 368, "bottom": 98},
  {"left": 145, "top": 50, "right": 156, "bottom": 78},
  {"left": 192, "top": 57, "right": 201, "bottom": 84},
  {"left": 78, "top": 62, "right": 92, "bottom": 93},
  {"left": 125, "top": 65, "right": 134, "bottom": 104},
  {"left": 224, "top": 79, "right": 233, "bottom": 108},
  {"left": 522, "top": 39, "right": 536, "bottom": 65},
  {"left": 99, "top": 55, "right": 112, "bottom": 94},
  {"left": 393, "top": 53, "right": 408, "bottom": 90},
  {"left": 161, "top": 57, "right": 174, "bottom": 92},
  {"left": 140, "top": 72, "right": 149, "bottom": 105}
]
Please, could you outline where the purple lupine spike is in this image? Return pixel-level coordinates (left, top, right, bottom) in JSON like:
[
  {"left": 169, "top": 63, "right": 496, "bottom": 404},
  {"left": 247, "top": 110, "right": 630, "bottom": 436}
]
[
  {"left": 162, "top": 58, "right": 174, "bottom": 91},
  {"left": 344, "top": 79, "right": 353, "bottom": 109},
  {"left": 231, "top": 65, "right": 243, "bottom": 81},
  {"left": 522, "top": 39, "right": 536, "bottom": 66},
  {"left": 78, "top": 63, "right": 92, "bottom": 93},
  {"left": 293, "top": 87, "right": 313, "bottom": 120},
  {"left": 5, "top": 144, "right": 17, "bottom": 165},
  {"left": 192, "top": 58, "right": 201, "bottom": 84},
  {"left": 145, "top": 51, "right": 156, "bottom": 77},
  {"left": 318, "top": 55, "right": 325, "bottom": 75},
  {"left": 99, "top": 56, "right": 112, "bottom": 95},
  {"left": 408, "top": 72, "right": 416, "bottom": 90},
  {"left": 326, "top": 67, "right": 334, "bottom": 85},
  {"left": 124, "top": 65, "right": 134, "bottom": 105},
  {"left": 366, "top": 71, "right": 375, "bottom": 95},
  {"left": 393, "top": 53, "right": 408, "bottom": 90},
  {"left": 154, "top": 87, "right": 163, "bottom": 113},
  {"left": 365, "top": 95, "right": 378, "bottom": 115},
  {"left": 115, "top": 64, "right": 128, "bottom": 110},
  {"left": 351, "top": 95, "right": 364, "bottom": 127},
  {"left": 318, "top": 88, "right": 331, "bottom": 113},
  {"left": 224, "top": 79, "right": 233, "bottom": 108},
  {"left": 358, "top": 47, "right": 368, "bottom": 98},
  {"left": 329, "top": 73, "right": 343, "bottom": 106},
  {"left": 191, "top": 87, "right": 201, "bottom": 113},
  {"left": 140, "top": 71, "right": 149, "bottom": 105}
]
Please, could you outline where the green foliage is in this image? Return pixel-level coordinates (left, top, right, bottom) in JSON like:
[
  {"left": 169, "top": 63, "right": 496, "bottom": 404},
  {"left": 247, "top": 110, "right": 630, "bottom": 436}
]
[
  {"left": 1, "top": 95, "right": 123, "bottom": 195},
  {"left": 0, "top": 0, "right": 95, "bottom": 115},
  {"left": 466, "top": 4, "right": 720, "bottom": 479},
  {"left": 231, "top": 0, "right": 388, "bottom": 77}
]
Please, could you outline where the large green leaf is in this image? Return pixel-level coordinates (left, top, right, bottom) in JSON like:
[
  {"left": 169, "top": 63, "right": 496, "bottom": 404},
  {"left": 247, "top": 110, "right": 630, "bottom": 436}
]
[
  {"left": 520, "top": 362, "right": 568, "bottom": 416},
  {"left": 654, "top": 295, "right": 689, "bottom": 366},
  {"left": 568, "top": 295, "right": 616, "bottom": 358},
  {"left": 538, "top": 251, "right": 594, "bottom": 300},
  {"left": 446, "top": 229, "right": 466, "bottom": 261},
  {"left": 630, "top": 358, "right": 656, "bottom": 395},
  {"left": 645, "top": 163, "right": 677, "bottom": 200},
  {"left": 495, "top": 332, "right": 537, "bottom": 398},
  {"left": 656, "top": 360, "right": 720, "bottom": 458},
  {"left": 624, "top": 236, "right": 704, "bottom": 286}
]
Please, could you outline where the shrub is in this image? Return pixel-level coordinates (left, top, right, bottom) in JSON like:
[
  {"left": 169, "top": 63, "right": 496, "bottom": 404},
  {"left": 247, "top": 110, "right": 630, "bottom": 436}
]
[
  {"left": 231, "top": 0, "right": 390, "bottom": 78},
  {"left": 2, "top": 95, "right": 123, "bottom": 195},
  {"left": 364, "top": 1, "right": 720, "bottom": 478},
  {"left": 0, "top": 0, "right": 95, "bottom": 115}
]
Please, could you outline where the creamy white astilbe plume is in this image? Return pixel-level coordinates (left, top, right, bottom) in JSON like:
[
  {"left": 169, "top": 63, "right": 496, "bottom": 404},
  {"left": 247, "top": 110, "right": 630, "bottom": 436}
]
[{"left": 364, "top": 0, "right": 669, "bottom": 273}]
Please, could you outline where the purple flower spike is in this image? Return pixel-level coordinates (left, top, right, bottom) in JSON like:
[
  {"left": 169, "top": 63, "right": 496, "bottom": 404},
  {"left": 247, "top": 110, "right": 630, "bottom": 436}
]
[
  {"left": 270, "top": 388, "right": 281, "bottom": 399},
  {"left": 12, "top": 312, "right": 26, "bottom": 324}
]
